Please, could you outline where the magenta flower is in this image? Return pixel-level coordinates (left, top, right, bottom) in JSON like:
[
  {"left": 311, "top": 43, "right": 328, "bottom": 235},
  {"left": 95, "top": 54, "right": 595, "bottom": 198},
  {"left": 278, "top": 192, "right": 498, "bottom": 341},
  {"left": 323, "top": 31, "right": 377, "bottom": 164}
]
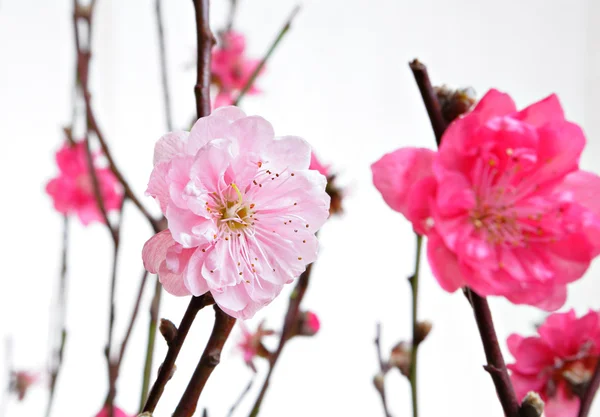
[
  {"left": 142, "top": 107, "right": 330, "bottom": 319},
  {"left": 507, "top": 310, "right": 600, "bottom": 417},
  {"left": 372, "top": 89, "right": 600, "bottom": 309},
  {"left": 46, "top": 142, "right": 122, "bottom": 225},
  {"left": 10, "top": 371, "right": 38, "bottom": 401},
  {"left": 302, "top": 311, "right": 321, "bottom": 335},
  {"left": 238, "top": 321, "right": 274, "bottom": 372},
  {"left": 211, "top": 31, "right": 262, "bottom": 108},
  {"left": 94, "top": 405, "right": 133, "bottom": 417}
]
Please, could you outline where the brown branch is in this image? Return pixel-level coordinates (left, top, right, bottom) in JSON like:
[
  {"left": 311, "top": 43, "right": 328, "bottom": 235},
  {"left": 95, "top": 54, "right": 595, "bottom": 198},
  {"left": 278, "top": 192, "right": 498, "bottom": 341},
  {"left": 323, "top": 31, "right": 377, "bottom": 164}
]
[
  {"left": 193, "top": 0, "right": 215, "bottom": 119},
  {"left": 142, "top": 294, "right": 215, "bottom": 414},
  {"left": 409, "top": 59, "right": 447, "bottom": 146},
  {"left": 248, "top": 263, "right": 314, "bottom": 417},
  {"left": 466, "top": 289, "right": 520, "bottom": 417},
  {"left": 577, "top": 360, "right": 600, "bottom": 417},
  {"left": 410, "top": 59, "right": 520, "bottom": 417},
  {"left": 374, "top": 323, "right": 392, "bottom": 417},
  {"left": 172, "top": 306, "right": 237, "bottom": 417},
  {"left": 408, "top": 234, "right": 424, "bottom": 417}
]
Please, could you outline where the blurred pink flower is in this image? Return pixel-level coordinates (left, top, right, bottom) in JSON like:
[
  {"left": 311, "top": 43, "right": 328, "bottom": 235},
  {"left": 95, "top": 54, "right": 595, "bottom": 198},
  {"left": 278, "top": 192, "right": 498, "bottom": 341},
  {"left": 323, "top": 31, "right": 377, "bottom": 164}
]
[
  {"left": 299, "top": 310, "right": 320, "bottom": 336},
  {"left": 310, "top": 151, "right": 344, "bottom": 216},
  {"left": 507, "top": 310, "right": 600, "bottom": 417},
  {"left": 238, "top": 321, "right": 274, "bottom": 372},
  {"left": 46, "top": 141, "right": 122, "bottom": 225},
  {"left": 10, "top": 371, "right": 38, "bottom": 401},
  {"left": 143, "top": 107, "right": 330, "bottom": 319},
  {"left": 94, "top": 405, "right": 133, "bottom": 417},
  {"left": 211, "top": 31, "right": 262, "bottom": 108},
  {"left": 372, "top": 89, "right": 600, "bottom": 310},
  {"left": 309, "top": 152, "right": 330, "bottom": 177}
]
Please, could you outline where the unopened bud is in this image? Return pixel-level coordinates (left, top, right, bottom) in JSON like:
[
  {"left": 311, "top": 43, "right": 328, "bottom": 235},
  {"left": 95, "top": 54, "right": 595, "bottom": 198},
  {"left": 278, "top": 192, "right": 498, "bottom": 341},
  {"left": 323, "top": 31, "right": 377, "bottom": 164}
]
[
  {"left": 414, "top": 320, "right": 433, "bottom": 345},
  {"left": 373, "top": 372, "right": 386, "bottom": 393},
  {"left": 434, "top": 85, "right": 477, "bottom": 124},
  {"left": 157, "top": 363, "right": 177, "bottom": 382},
  {"left": 389, "top": 342, "right": 411, "bottom": 377},
  {"left": 159, "top": 319, "right": 178, "bottom": 345},
  {"left": 518, "top": 391, "right": 544, "bottom": 417},
  {"left": 299, "top": 311, "right": 320, "bottom": 336},
  {"left": 138, "top": 413, "right": 153, "bottom": 417}
]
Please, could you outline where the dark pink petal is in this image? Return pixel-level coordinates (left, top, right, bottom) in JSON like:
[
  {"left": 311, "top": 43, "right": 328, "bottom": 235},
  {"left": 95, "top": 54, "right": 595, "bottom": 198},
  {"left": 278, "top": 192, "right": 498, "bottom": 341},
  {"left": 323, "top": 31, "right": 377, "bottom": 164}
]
[
  {"left": 371, "top": 147, "right": 435, "bottom": 220},
  {"left": 544, "top": 383, "right": 580, "bottom": 417},
  {"left": 514, "top": 94, "right": 564, "bottom": 127},
  {"left": 471, "top": 89, "right": 517, "bottom": 121},
  {"left": 426, "top": 232, "right": 465, "bottom": 292}
]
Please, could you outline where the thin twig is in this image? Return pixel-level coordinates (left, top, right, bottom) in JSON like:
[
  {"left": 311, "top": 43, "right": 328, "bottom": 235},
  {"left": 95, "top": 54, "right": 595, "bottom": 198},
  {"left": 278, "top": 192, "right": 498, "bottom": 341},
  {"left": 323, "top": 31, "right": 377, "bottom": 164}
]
[
  {"left": 142, "top": 294, "right": 215, "bottom": 414},
  {"left": 155, "top": 0, "right": 173, "bottom": 131},
  {"left": 45, "top": 216, "right": 70, "bottom": 417},
  {"left": 374, "top": 323, "right": 392, "bottom": 417},
  {"left": 408, "top": 234, "right": 423, "bottom": 417},
  {"left": 577, "top": 360, "right": 600, "bottom": 417},
  {"left": 173, "top": 306, "right": 237, "bottom": 417},
  {"left": 139, "top": 279, "right": 162, "bottom": 410},
  {"left": 232, "top": 5, "right": 300, "bottom": 107},
  {"left": 227, "top": 378, "right": 254, "bottom": 417},
  {"left": 193, "top": 0, "right": 215, "bottom": 119},
  {"left": 116, "top": 270, "right": 149, "bottom": 366},
  {"left": 225, "top": 0, "right": 238, "bottom": 32},
  {"left": 138, "top": 1, "right": 173, "bottom": 407},
  {"left": 409, "top": 59, "right": 520, "bottom": 417},
  {"left": 248, "top": 263, "right": 314, "bottom": 417}
]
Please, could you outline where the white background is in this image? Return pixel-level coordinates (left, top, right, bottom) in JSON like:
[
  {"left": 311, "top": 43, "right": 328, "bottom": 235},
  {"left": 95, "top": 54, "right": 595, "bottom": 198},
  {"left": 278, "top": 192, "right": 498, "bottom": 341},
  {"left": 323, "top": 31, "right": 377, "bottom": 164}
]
[{"left": 1, "top": 0, "right": 599, "bottom": 416}]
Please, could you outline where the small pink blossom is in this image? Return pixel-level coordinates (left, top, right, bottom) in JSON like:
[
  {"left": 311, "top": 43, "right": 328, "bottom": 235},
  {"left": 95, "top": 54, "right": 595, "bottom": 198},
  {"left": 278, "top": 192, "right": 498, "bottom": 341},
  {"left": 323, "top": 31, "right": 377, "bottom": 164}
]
[
  {"left": 238, "top": 321, "right": 274, "bottom": 372},
  {"left": 46, "top": 141, "right": 122, "bottom": 225},
  {"left": 507, "top": 310, "right": 600, "bottom": 417},
  {"left": 142, "top": 107, "right": 330, "bottom": 319},
  {"left": 10, "top": 371, "right": 38, "bottom": 401},
  {"left": 211, "top": 31, "right": 262, "bottom": 108},
  {"left": 94, "top": 405, "right": 133, "bottom": 417},
  {"left": 372, "top": 90, "right": 600, "bottom": 309},
  {"left": 298, "top": 310, "right": 320, "bottom": 336}
]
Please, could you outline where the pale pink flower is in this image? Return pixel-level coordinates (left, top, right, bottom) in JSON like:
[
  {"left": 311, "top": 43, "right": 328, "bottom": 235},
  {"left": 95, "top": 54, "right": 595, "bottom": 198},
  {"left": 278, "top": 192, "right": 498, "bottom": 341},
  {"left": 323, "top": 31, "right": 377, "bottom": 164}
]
[
  {"left": 46, "top": 141, "right": 122, "bottom": 225},
  {"left": 238, "top": 321, "right": 274, "bottom": 372},
  {"left": 211, "top": 31, "right": 262, "bottom": 108},
  {"left": 10, "top": 371, "right": 38, "bottom": 401},
  {"left": 372, "top": 89, "right": 600, "bottom": 309},
  {"left": 507, "top": 310, "right": 600, "bottom": 417},
  {"left": 142, "top": 107, "right": 330, "bottom": 319},
  {"left": 94, "top": 405, "right": 133, "bottom": 417}
]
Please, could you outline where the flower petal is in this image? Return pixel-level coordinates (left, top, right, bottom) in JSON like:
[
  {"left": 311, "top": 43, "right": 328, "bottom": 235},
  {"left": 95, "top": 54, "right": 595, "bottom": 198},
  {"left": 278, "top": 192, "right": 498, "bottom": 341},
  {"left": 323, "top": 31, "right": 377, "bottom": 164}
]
[
  {"left": 426, "top": 232, "right": 465, "bottom": 292},
  {"left": 153, "top": 131, "right": 188, "bottom": 165}
]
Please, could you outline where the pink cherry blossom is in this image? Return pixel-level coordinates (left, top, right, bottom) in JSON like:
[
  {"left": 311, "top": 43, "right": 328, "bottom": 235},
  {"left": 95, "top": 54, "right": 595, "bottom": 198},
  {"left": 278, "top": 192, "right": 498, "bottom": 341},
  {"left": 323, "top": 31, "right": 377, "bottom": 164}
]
[
  {"left": 507, "top": 309, "right": 600, "bottom": 417},
  {"left": 10, "top": 371, "right": 38, "bottom": 401},
  {"left": 46, "top": 141, "right": 123, "bottom": 225},
  {"left": 94, "top": 405, "right": 133, "bottom": 417},
  {"left": 142, "top": 107, "right": 330, "bottom": 319},
  {"left": 238, "top": 321, "right": 274, "bottom": 372},
  {"left": 211, "top": 31, "right": 262, "bottom": 108},
  {"left": 309, "top": 152, "right": 330, "bottom": 177},
  {"left": 372, "top": 89, "right": 600, "bottom": 309}
]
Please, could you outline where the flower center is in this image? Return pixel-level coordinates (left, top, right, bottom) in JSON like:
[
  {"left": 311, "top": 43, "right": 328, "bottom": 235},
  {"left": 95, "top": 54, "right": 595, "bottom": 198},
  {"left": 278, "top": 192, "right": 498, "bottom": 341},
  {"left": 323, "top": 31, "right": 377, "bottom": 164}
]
[
  {"left": 546, "top": 344, "right": 599, "bottom": 398},
  {"left": 469, "top": 149, "right": 562, "bottom": 247},
  {"left": 217, "top": 183, "right": 254, "bottom": 232}
]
